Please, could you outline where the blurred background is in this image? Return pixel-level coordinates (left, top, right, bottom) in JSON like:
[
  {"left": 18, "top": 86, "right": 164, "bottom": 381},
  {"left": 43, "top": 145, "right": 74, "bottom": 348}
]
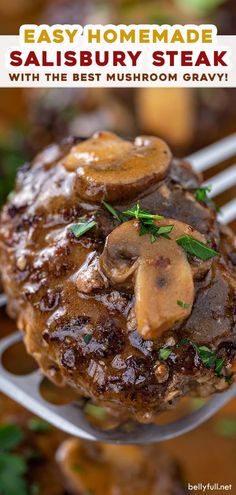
[{"left": 0, "top": 1, "right": 236, "bottom": 494}]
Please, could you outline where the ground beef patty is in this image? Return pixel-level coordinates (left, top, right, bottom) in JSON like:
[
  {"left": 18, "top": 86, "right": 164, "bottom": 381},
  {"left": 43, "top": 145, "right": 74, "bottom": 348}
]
[{"left": 0, "top": 131, "right": 235, "bottom": 422}]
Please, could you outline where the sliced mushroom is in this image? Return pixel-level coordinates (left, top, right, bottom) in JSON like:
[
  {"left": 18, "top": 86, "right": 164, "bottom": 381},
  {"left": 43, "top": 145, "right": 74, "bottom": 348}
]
[
  {"left": 100, "top": 219, "right": 210, "bottom": 340},
  {"left": 63, "top": 131, "right": 171, "bottom": 203}
]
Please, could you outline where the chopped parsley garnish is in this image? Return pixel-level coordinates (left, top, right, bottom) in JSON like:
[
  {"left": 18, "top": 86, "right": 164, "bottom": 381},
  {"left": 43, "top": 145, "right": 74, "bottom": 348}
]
[
  {"left": 176, "top": 337, "right": 190, "bottom": 347},
  {"left": 225, "top": 374, "right": 234, "bottom": 385},
  {"left": 195, "top": 185, "right": 212, "bottom": 204},
  {"left": 159, "top": 339, "right": 231, "bottom": 385},
  {"left": 103, "top": 201, "right": 219, "bottom": 251},
  {"left": 103, "top": 201, "right": 172, "bottom": 243},
  {"left": 214, "top": 357, "right": 225, "bottom": 376},
  {"left": 70, "top": 220, "right": 96, "bottom": 238},
  {"left": 176, "top": 235, "right": 219, "bottom": 261},
  {"left": 122, "top": 202, "right": 163, "bottom": 221},
  {"left": 159, "top": 348, "right": 172, "bottom": 360},
  {"left": 27, "top": 418, "right": 50, "bottom": 433},
  {"left": 83, "top": 334, "right": 93, "bottom": 345},
  {"left": 177, "top": 300, "right": 191, "bottom": 309},
  {"left": 155, "top": 225, "right": 174, "bottom": 237},
  {"left": 139, "top": 222, "right": 174, "bottom": 243},
  {"left": 192, "top": 344, "right": 216, "bottom": 367},
  {"left": 194, "top": 185, "right": 220, "bottom": 212},
  {"left": 178, "top": 339, "right": 226, "bottom": 378},
  {"left": 192, "top": 344, "right": 223, "bottom": 373}
]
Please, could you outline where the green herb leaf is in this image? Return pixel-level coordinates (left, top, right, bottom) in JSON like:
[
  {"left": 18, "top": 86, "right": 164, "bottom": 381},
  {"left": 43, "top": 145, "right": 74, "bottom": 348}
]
[
  {"left": 0, "top": 453, "right": 28, "bottom": 495},
  {"left": 176, "top": 337, "right": 190, "bottom": 348},
  {"left": 176, "top": 235, "right": 219, "bottom": 261},
  {"left": 156, "top": 225, "right": 174, "bottom": 237},
  {"left": 102, "top": 201, "right": 127, "bottom": 223},
  {"left": 177, "top": 300, "right": 191, "bottom": 309},
  {"left": 195, "top": 185, "right": 212, "bottom": 204},
  {"left": 159, "top": 348, "right": 172, "bottom": 360},
  {"left": 123, "top": 202, "right": 163, "bottom": 221},
  {"left": 195, "top": 345, "right": 216, "bottom": 367},
  {"left": 70, "top": 220, "right": 96, "bottom": 239},
  {"left": 103, "top": 200, "right": 168, "bottom": 244},
  {"left": 0, "top": 424, "right": 24, "bottom": 452},
  {"left": 225, "top": 374, "right": 234, "bottom": 385},
  {"left": 215, "top": 357, "right": 225, "bottom": 376},
  {"left": 191, "top": 343, "right": 225, "bottom": 377},
  {"left": 139, "top": 223, "right": 174, "bottom": 243},
  {"left": 27, "top": 419, "right": 50, "bottom": 434},
  {"left": 194, "top": 185, "right": 220, "bottom": 212},
  {"left": 139, "top": 222, "right": 150, "bottom": 237},
  {"left": 214, "top": 418, "right": 236, "bottom": 438},
  {"left": 83, "top": 334, "right": 92, "bottom": 345},
  {"left": 139, "top": 223, "right": 159, "bottom": 243},
  {"left": 177, "top": 340, "right": 226, "bottom": 379}
]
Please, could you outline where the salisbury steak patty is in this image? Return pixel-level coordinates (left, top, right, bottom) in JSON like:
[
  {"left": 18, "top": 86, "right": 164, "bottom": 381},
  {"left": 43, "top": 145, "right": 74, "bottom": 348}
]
[{"left": 0, "top": 131, "right": 236, "bottom": 422}]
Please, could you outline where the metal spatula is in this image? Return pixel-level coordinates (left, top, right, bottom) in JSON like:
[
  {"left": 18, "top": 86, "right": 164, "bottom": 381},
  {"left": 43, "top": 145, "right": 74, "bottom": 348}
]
[{"left": 0, "top": 133, "right": 236, "bottom": 444}]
